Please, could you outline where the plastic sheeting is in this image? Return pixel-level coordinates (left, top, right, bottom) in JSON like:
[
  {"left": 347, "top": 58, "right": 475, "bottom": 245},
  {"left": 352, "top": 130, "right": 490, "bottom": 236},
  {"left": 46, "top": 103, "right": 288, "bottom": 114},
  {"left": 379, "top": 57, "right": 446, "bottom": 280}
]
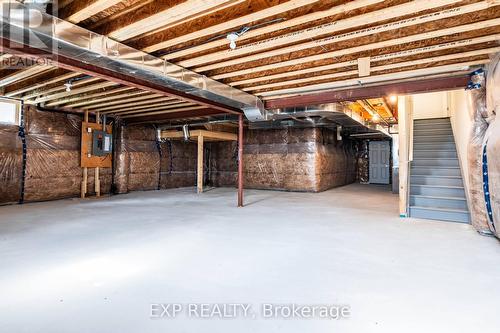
[
  {"left": 208, "top": 141, "right": 238, "bottom": 187},
  {"left": 26, "top": 107, "right": 113, "bottom": 201},
  {"left": 357, "top": 141, "right": 369, "bottom": 184},
  {"left": 113, "top": 124, "right": 160, "bottom": 193},
  {"left": 159, "top": 141, "right": 197, "bottom": 189},
  {"left": 467, "top": 77, "right": 491, "bottom": 234},
  {"left": 484, "top": 53, "right": 500, "bottom": 237},
  {"left": 241, "top": 128, "right": 356, "bottom": 192},
  {"left": 1, "top": 106, "right": 115, "bottom": 204},
  {"left": 0, "top": 124, "right": 22, "bottom": 205},
  {"left": 467, "top": 53, "right": 500, "bottom": 237}
]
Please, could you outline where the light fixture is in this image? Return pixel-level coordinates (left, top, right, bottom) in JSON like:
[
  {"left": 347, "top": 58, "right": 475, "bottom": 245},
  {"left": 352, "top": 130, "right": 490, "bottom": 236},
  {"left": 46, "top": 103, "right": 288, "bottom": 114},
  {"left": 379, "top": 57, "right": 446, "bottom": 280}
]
[
  {"left": 64, "top": 82, "right": 72, "bottom": 92},
  {"left": 372, "top": 114, "right": 380, "bottom": 123},
  {"left": 226, "top": 32, "right": 239, "bottom": 50},
  {"left": 389, "top": 95, "right": 397, "bottom": 103}
]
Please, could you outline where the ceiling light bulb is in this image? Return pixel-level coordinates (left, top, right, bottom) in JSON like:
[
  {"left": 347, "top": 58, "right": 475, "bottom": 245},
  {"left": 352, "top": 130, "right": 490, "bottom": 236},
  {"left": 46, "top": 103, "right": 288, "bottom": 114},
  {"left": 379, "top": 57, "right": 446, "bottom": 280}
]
[
  {"left": 389, "top": 95, "right": 397, "bottom": 103},
  {"left": 227, "top": 32, "right": 239, "bottom": 50},
  {"left": 64, "top": 82, "right": 72, "bottom": 92},
  {"left": 372, "top": 114, "right": 380, "bottom": 122}
]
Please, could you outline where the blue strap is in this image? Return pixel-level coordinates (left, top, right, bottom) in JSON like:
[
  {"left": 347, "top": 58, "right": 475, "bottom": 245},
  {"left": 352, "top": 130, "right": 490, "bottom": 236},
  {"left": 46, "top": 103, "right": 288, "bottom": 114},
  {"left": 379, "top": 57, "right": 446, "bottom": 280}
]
[{"left": 482, "top": 143, "right": 495, "bottom": 232}]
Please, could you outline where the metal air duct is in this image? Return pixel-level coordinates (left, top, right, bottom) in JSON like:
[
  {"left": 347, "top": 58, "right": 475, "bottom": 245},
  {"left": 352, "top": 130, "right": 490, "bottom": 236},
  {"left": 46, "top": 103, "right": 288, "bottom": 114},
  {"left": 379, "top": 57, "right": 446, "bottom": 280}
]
[{"left": 0, "top": 1, "right": 266, "bottom": 120}]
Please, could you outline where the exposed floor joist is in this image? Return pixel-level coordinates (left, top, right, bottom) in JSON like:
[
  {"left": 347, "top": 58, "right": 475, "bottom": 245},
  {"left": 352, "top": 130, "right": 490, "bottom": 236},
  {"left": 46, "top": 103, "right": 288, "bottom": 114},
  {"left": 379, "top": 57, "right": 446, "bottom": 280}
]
[
  {"left": 178, "top": 0, "right": 468, "bottom": 68},
  {"left": 1, "top": 0, "right": 499, "bottom": 123},
  {"left": 60, "top": 0, "right": 123, "bottom": 24}
]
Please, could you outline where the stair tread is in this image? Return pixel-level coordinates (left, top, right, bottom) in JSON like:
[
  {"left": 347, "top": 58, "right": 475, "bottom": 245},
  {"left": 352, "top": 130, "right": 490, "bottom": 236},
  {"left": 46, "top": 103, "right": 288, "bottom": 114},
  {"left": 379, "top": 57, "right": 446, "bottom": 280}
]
[
  {"left": 412, "top": 184, "right": 464, "bottom": 189},
  {"left": 410, "top": 194, "right": 467, "bottom": 201},
  {"left": 414, "top": 134, "right": 453, "bottom": 136},
  {"left": 414, "top": 118, "right": 451, "bottom": 120},
  {"left": 414, "top": 129, "right": 451, "bottom": 131},
  {"left": 412, "top": 166, "right": 460, "bottom": 169},
  {"left": 410, "top": 206, "right": 469, "bottom": 214},
  {"left": 414, "top": 124, "right": 451, "bottom": 126},
  {"left": 412, "top": 149, "right": 456, "bottom": 152},
  {"left": 411, "top": 175, "right": 462, "bottom": 179},
  {"left": 414, "top": 131, "right": 452, "bottom": 133},
  {"left": 412, "top": 158, "right": 458, "bottom": 160},
  {"left": 414, "top": 142, "right": 455, "bottom": 143}
]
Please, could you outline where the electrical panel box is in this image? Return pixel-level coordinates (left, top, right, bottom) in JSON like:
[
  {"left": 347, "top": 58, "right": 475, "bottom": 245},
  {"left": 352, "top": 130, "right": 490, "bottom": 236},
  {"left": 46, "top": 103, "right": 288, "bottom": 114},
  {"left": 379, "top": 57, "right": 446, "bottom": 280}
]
[
  {"left": 92, "top": 130, "right": 113, "bottom": 156},
  {"left": 81, "top": 122, "right": 112, "bottom": 168}
]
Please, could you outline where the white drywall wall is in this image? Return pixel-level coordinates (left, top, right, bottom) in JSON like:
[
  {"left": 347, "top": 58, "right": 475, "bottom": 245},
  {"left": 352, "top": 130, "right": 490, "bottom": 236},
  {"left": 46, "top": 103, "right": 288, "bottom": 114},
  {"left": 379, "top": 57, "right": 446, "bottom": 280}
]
[
  {"left": 448, "top": 89, "right": 473, "bottom": 196},
  {"left": 412, "top": 91, "right": 449, "bottom": 119}
]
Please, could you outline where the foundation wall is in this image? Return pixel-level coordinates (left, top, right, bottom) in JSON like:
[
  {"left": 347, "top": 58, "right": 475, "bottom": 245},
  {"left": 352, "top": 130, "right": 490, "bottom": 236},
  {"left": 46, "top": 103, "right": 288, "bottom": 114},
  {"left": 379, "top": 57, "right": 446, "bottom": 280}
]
[
  {"left": 159, "top": 141, "right": 197, "bottom": 189},
  {"left": 0, "top": 106, "right": 113, "bottom": 205},
  {"left": 208, "top": 128, "right": 357, "bottom": 192},
  {"left": 0, "top": 124, "right": 22, "bottom": 205},
  {"left": 1, "top": 109, "right": 358, "bottom": 206},
  {"left": 114, "top": 124, "right": 160, "bottom": 193}
]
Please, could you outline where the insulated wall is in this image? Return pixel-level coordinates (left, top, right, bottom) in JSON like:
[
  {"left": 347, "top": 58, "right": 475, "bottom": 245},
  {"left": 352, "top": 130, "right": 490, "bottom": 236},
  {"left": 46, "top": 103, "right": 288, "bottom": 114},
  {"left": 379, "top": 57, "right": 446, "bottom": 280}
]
[
  {"left": 209, "top": 128, "right": 357, "bottom": 192},
  {"left": 114, "top": 125, "right": 197, "bottom": 193},
  {"left": 208, "top": 141, "right": 238, "bottom": 187},
  {"left": 157, "top": 127, "right": 359, "bottom": 192},
  {"left": 24, "top": 107, "right": 112, "bottom": 201},
  {"left": 159, "top": 141, "right": 197, "bottom": 189},
  {"left": 0, "top": 106, "right": 113, "bottom": 205},
  {"left": 0, "top": 124, "right": 22, "bottom": 205},
  {"left": 1, "top": 109, "right": 359, "bottom": 205},
  {"left": 484, "top": 54, "right": 500, "bottom": 237},
  {"left": 113, "top": 124, "right": 160, "bottom": 193}
]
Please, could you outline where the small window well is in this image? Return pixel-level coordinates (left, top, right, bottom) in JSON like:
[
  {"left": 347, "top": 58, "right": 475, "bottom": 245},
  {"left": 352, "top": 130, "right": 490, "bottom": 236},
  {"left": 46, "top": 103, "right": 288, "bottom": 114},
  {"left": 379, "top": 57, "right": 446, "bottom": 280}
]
[{"left": 0, "top": 98, "right": 21, "bottom": 125}]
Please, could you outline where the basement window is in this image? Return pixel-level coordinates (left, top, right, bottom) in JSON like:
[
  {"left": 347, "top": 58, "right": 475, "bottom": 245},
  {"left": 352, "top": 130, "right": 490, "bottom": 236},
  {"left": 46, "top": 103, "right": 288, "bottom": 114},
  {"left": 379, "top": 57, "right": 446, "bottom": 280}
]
[{"left": 0, "top": 99, "right": 21, "bottom": 125}]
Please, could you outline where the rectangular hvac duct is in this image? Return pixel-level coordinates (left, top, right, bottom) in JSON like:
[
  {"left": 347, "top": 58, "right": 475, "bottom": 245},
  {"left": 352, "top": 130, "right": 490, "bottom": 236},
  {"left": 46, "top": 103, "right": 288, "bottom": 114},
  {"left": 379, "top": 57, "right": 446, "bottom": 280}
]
[{"left": 0, "top": 1, "right": 266, "bottom": 120}]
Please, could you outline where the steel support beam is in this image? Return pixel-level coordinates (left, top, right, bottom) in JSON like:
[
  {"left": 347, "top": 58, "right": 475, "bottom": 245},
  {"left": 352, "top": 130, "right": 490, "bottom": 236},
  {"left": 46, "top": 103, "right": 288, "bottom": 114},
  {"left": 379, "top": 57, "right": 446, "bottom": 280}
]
[
  {"left": 264, "top": 75, "right": 470, "bottom": 109},
  {"left": 238, "top": 114, "right": 244, "bottom": 207}
]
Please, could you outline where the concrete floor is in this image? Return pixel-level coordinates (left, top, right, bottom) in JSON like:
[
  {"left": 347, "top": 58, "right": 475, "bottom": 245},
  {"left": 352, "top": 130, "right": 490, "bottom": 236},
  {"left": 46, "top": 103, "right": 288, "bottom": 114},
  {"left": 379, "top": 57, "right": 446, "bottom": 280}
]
[{"left": 0, "top": 184, "right": 499, "bottom": 333}]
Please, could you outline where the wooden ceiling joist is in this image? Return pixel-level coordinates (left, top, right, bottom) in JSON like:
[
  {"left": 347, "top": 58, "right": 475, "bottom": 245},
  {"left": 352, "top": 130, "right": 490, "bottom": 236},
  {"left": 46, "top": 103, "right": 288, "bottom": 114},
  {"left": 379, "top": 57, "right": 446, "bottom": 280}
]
[
  {"left": 258, "top": 60, "right": 488, "bottom": 97},
  {"left": 2, "top": 0, "right": 498, "bottom": 121},
  {"left": 84, "top": 94, "right": 165, "bottom": 110},
  {"left": 244, "top": 47, "right": 500, "bottom": 93},
  {"left": 179, "top": 0, "right": 468, "bottom": 68},
  {"left": 228, "top": 34, "right": 500, "bottom": 86},
  {"left": 60, "top": 0, "right": 123, "bottom": 24},
  {"left": 120, "top": 106, "right": 207, "bottom": 119},
  {"left": 108, "top": 0, "right": 244, "bottom": 41},
  {"left": 46, "top": 87, "right": 136, "bottom": 107},
  {"left": 51, "top": 87, "right": 140, "bottom": 107},
  {"left": 0, "top": 66, "right": 54, "bottom": 88},
  {"left": 87, "top": 0, "right": 156, "bottom": 30},
  {"left": 22, "top": 77, "right": 102, "bottom": 101},
  {"left": 30, "top": 81, "right": 118, "bottom": 104},
  {"left": 101, "top": 101, "right": 194, "bottom": 115},
  {"left": 4, "top": 72, "right": 81, "bottom": 97},
  {"left": 195, "top": 14, "right": 500, "bottom": 73},
  {"left": 206, "top": 18, "right": 500, "bottom": 79},
  {"left": 92, "top": 97, "right": 177, "bottom": 112},
  {"left": 125, "top": 109, "right": 224, "bottom": 124},
  {"left": 143, "top": 0, "right": 322, "bottom": 54}
]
